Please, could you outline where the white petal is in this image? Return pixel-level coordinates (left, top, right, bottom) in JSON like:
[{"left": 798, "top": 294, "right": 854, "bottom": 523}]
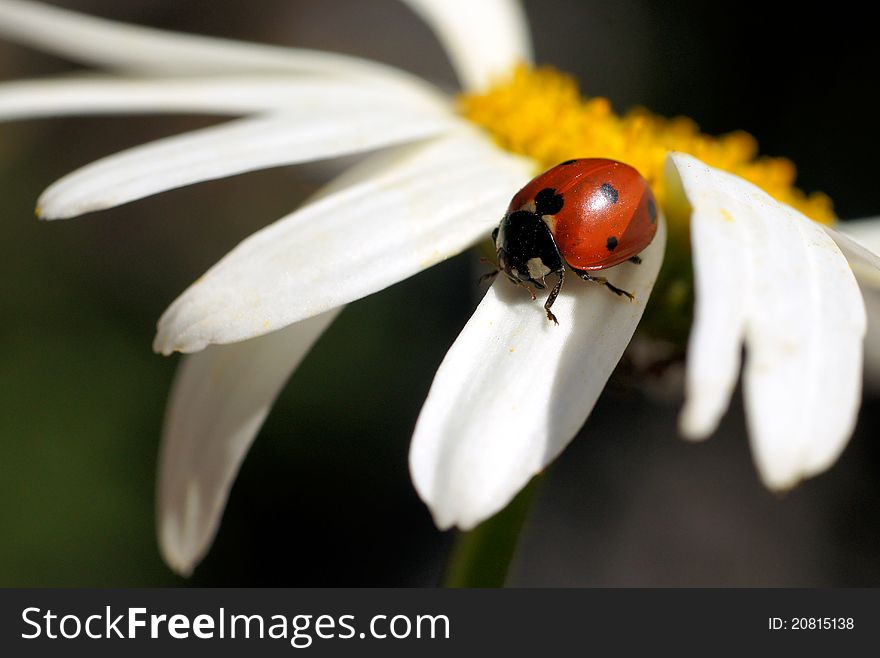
[
  {"left": 38, "top": 103, "right": 459, "bottom": 220},
  {"left": 158, "top": 309, "right": 340, "bottom": 576},
  {"left": 830, "top": 218, "right": 880, "bottom": 390},
  {"left": 0, "top": 76, "right": 446, "bottom": 122},
  {"left": 834, "top": 216, "right": 880, "bottom": 250},
  {"left": 410, "top": 221, "right": 666, "bottom": 530},
  {"left": 0, "top": 0, "right": 440, "bottom": 95},
  {"left": 673, "top": 156, "right": 749, "bottom": 439},
  {"left": 856, "top": 278, "right": 880, "bottom": 391},
  {"left": 400, "top": 0, "right": 533, "bottom": 91},
  {"left": 670, "top": 152, "right": 866, "bottom": 490},
  {"left": 154, "top": 131, "right": 535, "bottom": 355},
  {"left": 827, "top": 218, "right": 880, "bottom": 288}
]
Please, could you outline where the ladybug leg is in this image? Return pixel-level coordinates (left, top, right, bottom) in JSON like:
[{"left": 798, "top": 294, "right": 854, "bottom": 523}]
[
  {"left": 602, "top": 279, "right": 635, "bottom": 301},
  {"left": 543, "top": 269, "right": 564, "bottom": 325},
  {"left": 508, "top": 276, "right": 537, "bottom": 300},
  {"left": 629, "top": 256, "right": 642, "bottom": 265},
  {"left": 478, "top": 257, "right": 501, "bottom": 285},
  {"left": 521, "top": 282, "right": 538, "bottom": 300},
  {"left": 574, "top": 270, "right": 634, "bottom": 301},
  {"left": 501, "top": 272, "right": 538, "bottom": 299}
]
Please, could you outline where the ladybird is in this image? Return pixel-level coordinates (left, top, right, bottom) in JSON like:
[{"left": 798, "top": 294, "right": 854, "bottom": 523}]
[{"left": 489, "top": 158, "right": 658, "bottom": 324}]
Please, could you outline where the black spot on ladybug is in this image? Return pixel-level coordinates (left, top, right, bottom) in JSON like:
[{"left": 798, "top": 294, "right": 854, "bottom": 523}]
[
  {"left": 535, "top": 187, "right": 564, "bottom": 216},
  {"left": 600, "top": 183, "right": 619, "bottom": 204},
  {"left": 606, "top": 236, "right": 619, "bottom": 251},
  {"left": 560, "top": 159, "right": 577, "bottom": 165},
  {"left": 647, "top": 198, "right": 657, "bottom": 223}
]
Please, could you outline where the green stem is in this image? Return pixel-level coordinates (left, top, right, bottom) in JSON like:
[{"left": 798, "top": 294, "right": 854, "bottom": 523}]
[{"left": 442, "top": 477, "right": 540, "bottom": 588}]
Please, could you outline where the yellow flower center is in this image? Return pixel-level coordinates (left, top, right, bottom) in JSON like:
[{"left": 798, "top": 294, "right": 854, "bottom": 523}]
[{"left": 459, "top": 64, "right": 834, "bottom": 226}]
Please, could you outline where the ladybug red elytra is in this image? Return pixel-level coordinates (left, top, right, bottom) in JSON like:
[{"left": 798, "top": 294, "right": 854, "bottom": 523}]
[{"left": 488, "top": 158, "right": 658, "bottom": 324}]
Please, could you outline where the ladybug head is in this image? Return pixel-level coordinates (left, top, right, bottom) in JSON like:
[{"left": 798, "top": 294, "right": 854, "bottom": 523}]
[{"left": 494, "top": 210, "right": 565, "bottom": 285}]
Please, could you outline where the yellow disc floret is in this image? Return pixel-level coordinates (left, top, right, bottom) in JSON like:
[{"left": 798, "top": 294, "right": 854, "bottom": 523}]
[{"left": 459, "top": 65, "right": 835, "bottom": 226}]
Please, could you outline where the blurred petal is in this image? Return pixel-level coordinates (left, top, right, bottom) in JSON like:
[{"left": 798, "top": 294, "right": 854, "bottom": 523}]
[
  {"left": 859, "top": 284, "right": 880, "bottom": 391},
  {"left": 38, "top": 104, "right": 459, "bottom": 220},
  {"left": 828, "top": 218, "right": 880, "bottom": 287},
  {"left": 158, "top": 309, "right": 340, "bottom": 576},
  {"left": 410, "top": 221, "right": 666, "bottom": 529},
  {"left": 0, "top": 76, "right": 446, "bottom": 121},
  {"left": 400, "top": 0, "right": 533, "bottom": 91},
  {"left": 831, "top": 218, "right": 880, "bottom": 389},
  {"left": 0, "top": 0, "right": 437, "bottom": 95},
  {"left": 834, "top": 216, "right": 880, "bottom": 248},
  {"left": 670, "top": 153, "right": 866, "bottom": 490},
  {"left": 154, "top": 131, "right": 534, "bottom": 355},
  {"left": 672, "top": 156, "right": 749, "bottom": 439}
]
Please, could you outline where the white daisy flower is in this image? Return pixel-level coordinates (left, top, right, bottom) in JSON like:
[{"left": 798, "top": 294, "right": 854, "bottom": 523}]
[{"left": 1, "top": 0, "right": 878, "bottom": 578}]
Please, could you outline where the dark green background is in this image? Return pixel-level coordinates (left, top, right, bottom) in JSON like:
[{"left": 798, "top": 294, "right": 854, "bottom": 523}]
[{"left": 1, "top": 0, "right": 878, "bottom": 586}]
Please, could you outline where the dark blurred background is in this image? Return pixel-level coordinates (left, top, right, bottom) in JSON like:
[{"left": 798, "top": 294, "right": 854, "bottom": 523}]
[{"left": 1, "top": 0, "right": 878, "bottom": 586}]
